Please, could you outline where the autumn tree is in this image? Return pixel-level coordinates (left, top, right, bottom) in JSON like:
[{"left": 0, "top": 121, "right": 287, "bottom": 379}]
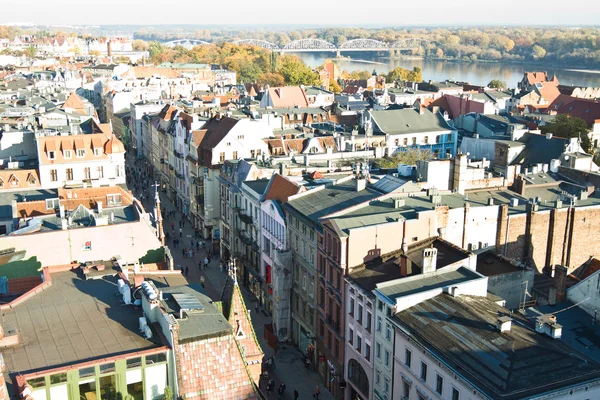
[
  {"left": 532, "top": 44, "right": 547, "bottom": 59},
  {"left": 504, "top": 39, "right": 515, "bottom": 52},
  {"left": 276, "top": 55, "right": 320, "bottom": 86},
  {"left": 258, "top": 72, "right": 285, "bottom": 87},
  {"left": 329, "top": 80, "right": 342, "bottom": 93},
  {"left": 24, "top": 46, "right": 36, "bottom": 59},
  {"left": 132, "top": 39, "right": 149, "bottom": 51},
  {"left": 375, "top": 149, "right": 432, "bottom": 169}
]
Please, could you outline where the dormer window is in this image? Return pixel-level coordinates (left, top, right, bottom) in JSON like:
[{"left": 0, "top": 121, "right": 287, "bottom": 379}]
[
  {"left": 94, "top": 148, "right": 101, "bottom": 156},
  {"left": 77, "top": 149, "right": 85, "bottom": 157},
  {"left": 48, "top": 151, "right": 55, "bottom": 160},
  {"left": 9, "top": 174, "right": 19, "bottom": 187},
  {"left": 63, "top": 150, "right": 72, "bottom": 158}
]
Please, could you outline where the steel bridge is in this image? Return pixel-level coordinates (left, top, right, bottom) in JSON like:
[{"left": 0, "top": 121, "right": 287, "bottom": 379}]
[
  {"left": 164, "top": 39, "right": 211, "bottom": 49},
  {"left": 163, "top": 38, "right": 431, "bottom": 53}
]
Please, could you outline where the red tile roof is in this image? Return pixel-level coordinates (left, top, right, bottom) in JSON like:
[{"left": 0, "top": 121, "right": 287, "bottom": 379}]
[
  {"left": 550, "top": 94, "right": 600, "bottom": 127},
  {"left": 265, "top": 86, "right": 308, "bottom": 108},
  {"left": 60, "top": 92, "right": 86, "bottom": 115},
  {"left": 264, "top": 174, "right": 301, "bottom": 203}
]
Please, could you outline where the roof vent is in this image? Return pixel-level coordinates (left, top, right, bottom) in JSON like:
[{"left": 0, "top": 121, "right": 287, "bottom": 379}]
[
  {"left": 496, "top": 316, "right": 512, "bottom": 333},
  {"left": 535, "top": 314, "right": 562, "bottom": 340}
]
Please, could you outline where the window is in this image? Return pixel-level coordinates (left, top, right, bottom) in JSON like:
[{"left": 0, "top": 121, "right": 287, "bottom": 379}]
[
  {"left": 403, "top": 138, "right": 408, "bottom": 146},
  {"left": 452, "top": 387, "right": 460, "bottom": 400},
  {"left": 375, "top": 370, "right": 380, "bottom": 386},
  {"left": 107, "top": 194, "right": 122, "bottom": 206},
  {"left": 84, "top": 167, "right": 91, "bottom": 180},
  {"left": 94, "top": 148, "right": 101, "bottom": 156},
  {"left": 66, "top": 168, "right": 73, "bottom": 180},
  {"left": 302, "top": 273, "right": 307, "bottom": 290},
  {"left": 220, "top": 152, "right": 225, "bottom": 163},
  {"left": 250, "top": 150, "right": 255, "bottom": 158},
  {"left": 376, "top": 316, "right": 382, "bottom": 332},
  {"left": 233, "top": 151, "right": 238, "bottom": 159},
  {"left": 436, "top": 374, "right": 443, "bottom": 395},
  {"left": 63, "top": 149, "right": 72, "bottom": 158},
  {"left": 385, "top": 323, "right": 392, "bottom": 341},
  {"left": 127, "top": 357, "right": 142, "bottom": 369},
  {"left": 48, "top": 151, "right": 55, "bottom": 159},
  {"left": 420, "top": 361, "right": 428, "bottom": 381},
  {"left": 384, "top": 377, "right": 390, "bottom": 393},
  {"left": 348, "top": 327, "right": 354, "bottom": 345},
  {"left": 77, "top": 149, "right": 85, "bottom": 157},
  {"left": 424, "top": 136, "right": 429, "bottom": 144},
  {"left": 115, "top": 165, "right": 121, "bottom": 177},
  {"left": 46, "top": 198, "right": 59, "bottom": 210},
  {"left": 366, "top": 311, "right": 372, "bottom": 332},
  {"left": 97, "top": 166, "right": 103, "bottom": 178},
  {"left": 365, "top": 342, "right": 371, "bottom": 361},
  {"left": 146, "top": 352, "right": 167, "bottom": 364},
  {"left": 349, "top": 297, "right": 354, "bottom": 317},
  {"left": 376, "top": 342, "right": 381, "bottom": 359},
  {"left": 357, "top": 304, "right": 363, "bottom": 324},
  {"left": 384, "top": 349, "right": 390, "bottom": 368},
  {"left": 309, "top": 280, "right": 314, "bottom": 298},
  {"left": 99, "top": 362, "right": 115, "bottom": 374},
  {"left": 405, "top": 348, "right": 412, "bottom": 368},
  {"left": 50, "top": 169, "right": 58, "bottom": 182},
  {"left": 356, "top": 334, "right": 362, "bottom": 352},
  {"left": 237, "top": 135, "right": 244, "bottom": 139},
  {"left": 412, "top": 137, "right": 417, "bottom": 145}
]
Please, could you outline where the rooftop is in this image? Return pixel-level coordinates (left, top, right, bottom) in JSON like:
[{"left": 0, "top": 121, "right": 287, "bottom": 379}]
[
  {"left": 377, "top": 266, "right": 480, "bottom": 300},
  {"left": 160, "top": 284, "right": 231, "bottom": 342},
  {"left": 286, "top": 178, "right": 381, "bottom": 224},
  {"left": 476, "top": 251, "right": 520, "bottom": 276},
  {"left": 370, "top": 108, "right": 453, "bottom": 135},
  {"left": 396, "top": 294, "right": 600, "bottom": 400},
  {"left": 2, "top": 271, "right": 162, "bottom": 374}
]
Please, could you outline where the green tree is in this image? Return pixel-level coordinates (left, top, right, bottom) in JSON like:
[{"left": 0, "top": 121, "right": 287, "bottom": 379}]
[
  {"left": 24, "top": 46, "right": 36, "bottom": 59},
  {"left": 540, "top": 114, "right": 592, "bottom": 153},
  {"left": 375, "top": 149, "right": 432, "bottom": 169},
  {"left": 488, "top": 79, "right": 507, "bottom": 89},
  {"left": 532, "top": 44, "right": 547, "bottom": 59},
  {"left": 164, "top": 386, "right": 173, "bottom": 400}
]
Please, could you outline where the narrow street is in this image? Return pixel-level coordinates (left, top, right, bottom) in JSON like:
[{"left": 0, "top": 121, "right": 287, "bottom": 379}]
[{"left": 127, "top": 152, "right": 335, "bottom": 400}]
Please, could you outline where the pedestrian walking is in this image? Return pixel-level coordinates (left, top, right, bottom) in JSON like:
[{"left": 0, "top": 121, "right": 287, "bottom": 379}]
[
  {"left": 294, "top": 389, "right": 299, "bottom": 400},
  {"left": 204, "top": 257, "right": 209, "bottom": 270},
  {"left": 185, "top": 266, "right": 188, "bottom": 276},
  {"left": 179, "top": 227, "right": 183, "bottom": 238},
  {"left": 314, "top": 385, "right": 320, "bottom": 400},
  {"left": 278, "top": 382, "right": 286, "bottom": 396},
  {"left": 200, "top": 276, "right": 205, "bottom": 288}
]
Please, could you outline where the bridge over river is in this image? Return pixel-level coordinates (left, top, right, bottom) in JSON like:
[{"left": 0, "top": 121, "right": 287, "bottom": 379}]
[{"left": 163, "top": 37, "right": 431, "bottom": 55}]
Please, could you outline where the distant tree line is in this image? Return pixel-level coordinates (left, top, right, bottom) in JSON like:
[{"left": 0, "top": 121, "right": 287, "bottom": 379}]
[{"left": 131, "top": 26, "right": 600, "bottom": 69}]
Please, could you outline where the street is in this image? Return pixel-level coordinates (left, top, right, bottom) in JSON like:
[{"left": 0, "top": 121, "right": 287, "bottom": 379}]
[{"left": 127, "top": 153, "right": 335, "bottom": 400}]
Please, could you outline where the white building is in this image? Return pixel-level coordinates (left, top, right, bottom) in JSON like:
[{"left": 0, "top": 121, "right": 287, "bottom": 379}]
[
  {"left": 129, "top": 101, "right": 165, "bottom": 159},
  {"left": 35, "top": 132, "right": 126, "bottom": 189}
]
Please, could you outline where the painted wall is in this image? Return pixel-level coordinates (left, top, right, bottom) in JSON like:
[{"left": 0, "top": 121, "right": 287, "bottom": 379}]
[{"left": 0, "top": 213, "right": 161, "bottom": 266}]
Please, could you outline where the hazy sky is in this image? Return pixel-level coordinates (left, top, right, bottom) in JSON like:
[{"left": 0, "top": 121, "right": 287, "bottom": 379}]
[{"left": 1, "top": 0, "right": 600, "bottom": 26}]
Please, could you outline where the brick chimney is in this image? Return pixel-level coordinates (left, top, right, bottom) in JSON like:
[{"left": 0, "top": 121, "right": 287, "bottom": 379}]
[
  {"left": 554, "top": 265, "right": 568, "bottom": 302},
  {"left": 107, "top": 40, "right": 112, "bottom": 57}
]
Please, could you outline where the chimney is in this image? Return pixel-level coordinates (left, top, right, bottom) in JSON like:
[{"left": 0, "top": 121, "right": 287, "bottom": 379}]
[
  {"left": 554, "top": 265, "right": 567, "bottom": 302},
  {"left": 394, "top": 198, "right": 405, "bottom": 209},
  {"left": 59, "top": 204, "right": 65, "bottom": 219},
  {"left": 107, "top": 41, "right": 112, "bottom": 57},
  {"left": 421, "top": 246, "right": 438, "bottom": 274},
  {"left": 487, "top": 197, "right": 495, "bottom": 206},
  {"left": 496, "top": 316, "right": 512, "bottom": 333},
  {"left": 546, "top": 132, "right": 553, "bottom": 140},
  {"left": 97, "top": 201, "right": 103, "bottom": 214},
  {"left": 355, "top": 177, "right": 366, "bottom": 192},
  {"left": 535, "top": 314, "right": 562, "bottom": 340}
]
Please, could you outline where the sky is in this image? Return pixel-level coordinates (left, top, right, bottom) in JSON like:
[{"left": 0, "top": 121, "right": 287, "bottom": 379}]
[{"left": 1, "top": 0, "right": 600, "bottom": 27}]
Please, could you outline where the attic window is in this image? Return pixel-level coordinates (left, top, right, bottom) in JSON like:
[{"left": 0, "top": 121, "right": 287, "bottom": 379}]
[
  {"left": 237, "top": 135, "right": 244, "bottom": 140},
  {"left": 27, "top": 174, "right": 37, "bottom": 186},
  {"left": 0, "top": 178, "right": 4, "bottom": 188},
  {"left": 227, "top": 142, "right": 231, "bottom": 146},
  {"left": 107, "top": 194, "right": 122, "bottom": 206},
  {"left": 94, "top": 148, "right": 101, "bottom": 156},
  {"left": 9, "top": 175, "right": 18, "bottom": 187},
  {"left": 48, "top": 151, "right": 55, "bottom": 160},
  {"left": 77, "top": 149, "right": 85, "bottom": 157}
]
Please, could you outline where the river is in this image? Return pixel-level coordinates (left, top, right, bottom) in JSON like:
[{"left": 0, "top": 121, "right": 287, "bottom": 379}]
[{"left": 295, "top": 52, "right": 600, "bottom": 88}]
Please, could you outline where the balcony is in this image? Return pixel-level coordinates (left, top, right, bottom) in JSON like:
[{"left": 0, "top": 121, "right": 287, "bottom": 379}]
[
  {"left": 175, "top": 171, "right": 184, "bottom": 180},
  {"left": 174, "top": 149, "right": 184, "bottom": 159}
]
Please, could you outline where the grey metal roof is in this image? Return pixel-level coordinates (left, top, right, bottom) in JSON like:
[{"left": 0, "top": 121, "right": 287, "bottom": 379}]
[
  {"left": 243, "top": 179, "right": 270, "bottom": 196},
  {"left": 286, "top": 179, "right": 381, "bottom": 224},
  {"left": 370, "top": 108, "right": 452, "bottom": 135},
  {"left": 511, "top": 133, "right": 568, "bottom": 167},
  {"left": 395, "top": 294, "right": 600, "bottom": 400},
  {"left": 161, "top": 284, "right": 231, "bottom": 342},
  {"left": 2, "top": 272, "right": 162, "bottom": 374},
  {"left": 377, "top": 267, "right": 481, "bottom": 299}
]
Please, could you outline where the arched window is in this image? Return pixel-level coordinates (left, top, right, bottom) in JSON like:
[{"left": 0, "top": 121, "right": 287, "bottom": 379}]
[{"left": 348, "top": 358, "right": 369, "bottom": 396}]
